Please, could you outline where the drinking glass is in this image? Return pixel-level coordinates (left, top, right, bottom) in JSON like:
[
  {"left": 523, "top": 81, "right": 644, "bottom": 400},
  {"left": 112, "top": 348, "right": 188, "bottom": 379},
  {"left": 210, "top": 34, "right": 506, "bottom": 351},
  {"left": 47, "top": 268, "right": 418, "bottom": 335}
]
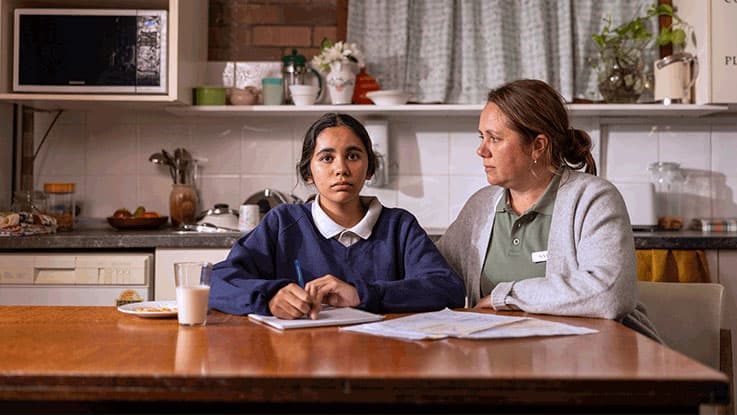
[{"left": 174, "top": 262, "right": 212, "bottom": 326}]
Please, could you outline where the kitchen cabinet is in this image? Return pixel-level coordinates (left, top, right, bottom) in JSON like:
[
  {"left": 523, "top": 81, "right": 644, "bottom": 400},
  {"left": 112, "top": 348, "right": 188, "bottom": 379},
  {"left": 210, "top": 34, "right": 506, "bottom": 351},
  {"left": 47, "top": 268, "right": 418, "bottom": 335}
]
[
  {"left": 0, "top": 0, "right": 207, "bottom": 107},
  {"left": 676, "top": 0, "right": 737, "bottom": 104},
  {"left": 154, "top": 248, "right": 229, "bottom": 301}
]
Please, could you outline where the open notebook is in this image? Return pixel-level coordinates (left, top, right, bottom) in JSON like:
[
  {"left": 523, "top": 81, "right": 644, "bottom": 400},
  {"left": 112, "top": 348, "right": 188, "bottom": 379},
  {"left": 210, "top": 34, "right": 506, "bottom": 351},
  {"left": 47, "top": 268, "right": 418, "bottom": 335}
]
[{"left": 248, "top": 307, "right": 384, "bottom": 330}]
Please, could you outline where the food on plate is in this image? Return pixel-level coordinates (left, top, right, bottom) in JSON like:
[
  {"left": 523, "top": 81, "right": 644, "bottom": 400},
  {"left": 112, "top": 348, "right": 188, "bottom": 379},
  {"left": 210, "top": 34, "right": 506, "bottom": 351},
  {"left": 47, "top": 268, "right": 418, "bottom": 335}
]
[
  {"left": 135, "top": 306, "right": 176, "bottom": 313},
  {"left": 113, "top": 208, "right": 132, "bottom": 218},
  {"left": 142, "top": 211, "right": 160, "bottom": 218}
]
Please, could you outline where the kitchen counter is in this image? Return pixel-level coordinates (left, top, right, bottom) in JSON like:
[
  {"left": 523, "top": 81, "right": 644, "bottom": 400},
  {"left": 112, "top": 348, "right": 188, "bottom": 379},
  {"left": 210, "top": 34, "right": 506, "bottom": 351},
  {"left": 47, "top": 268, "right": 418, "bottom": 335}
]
[
  {"left": 0, "top": 219, "right": 243, "bottom": 250},
  {"left": 2, "top": 219, "right": 737, "bottom": 250},
  {"left": 632, "top": 230, "right": 737, "bottom": 250}
]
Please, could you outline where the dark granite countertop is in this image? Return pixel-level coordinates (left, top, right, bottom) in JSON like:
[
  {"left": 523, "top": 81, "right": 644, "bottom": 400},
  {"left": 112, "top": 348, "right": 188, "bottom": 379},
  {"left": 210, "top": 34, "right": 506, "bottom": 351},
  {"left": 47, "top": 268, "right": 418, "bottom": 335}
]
[
  {"left": 2, "top": 219, "right": 737, "bottom": 251},
  {"left": 0, "top": 219, "right": 244, "bottom": 251},
  {"left": 632, "top": 230, "right": 737, "bottom": 250}
]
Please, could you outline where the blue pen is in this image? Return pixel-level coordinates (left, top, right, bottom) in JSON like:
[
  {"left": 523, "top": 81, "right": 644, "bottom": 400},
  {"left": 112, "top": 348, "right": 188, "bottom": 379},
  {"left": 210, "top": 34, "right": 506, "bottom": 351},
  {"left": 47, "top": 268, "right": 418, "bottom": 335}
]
[{"left": 294, "top": 259, "right": 305, "bottom": 288}]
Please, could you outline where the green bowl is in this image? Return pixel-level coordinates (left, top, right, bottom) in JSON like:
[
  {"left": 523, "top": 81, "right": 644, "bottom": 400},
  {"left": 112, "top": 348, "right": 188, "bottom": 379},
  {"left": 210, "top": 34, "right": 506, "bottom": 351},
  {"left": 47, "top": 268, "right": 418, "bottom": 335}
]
[{"left": 194, "top": 87, "right": 226, "bottom": 105}]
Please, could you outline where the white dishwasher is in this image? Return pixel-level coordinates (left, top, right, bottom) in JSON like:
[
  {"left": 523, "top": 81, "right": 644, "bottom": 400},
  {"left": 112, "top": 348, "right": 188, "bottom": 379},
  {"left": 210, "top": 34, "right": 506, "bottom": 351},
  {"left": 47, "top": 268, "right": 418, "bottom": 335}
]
[{"left": 0, "top": 253, "right": 153, "bottom": 306}]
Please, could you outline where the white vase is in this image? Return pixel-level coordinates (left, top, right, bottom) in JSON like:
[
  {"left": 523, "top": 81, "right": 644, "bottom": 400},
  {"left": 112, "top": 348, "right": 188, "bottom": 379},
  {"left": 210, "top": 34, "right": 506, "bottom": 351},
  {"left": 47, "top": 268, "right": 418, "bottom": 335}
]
[{"left": 327, "top": 62, "right": 357, "bottom": 105}]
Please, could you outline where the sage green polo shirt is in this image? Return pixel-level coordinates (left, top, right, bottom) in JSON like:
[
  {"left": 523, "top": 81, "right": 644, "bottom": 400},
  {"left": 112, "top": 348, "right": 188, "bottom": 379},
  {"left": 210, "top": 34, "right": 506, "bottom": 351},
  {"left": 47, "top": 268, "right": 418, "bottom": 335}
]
[{"left": 480, "top": 173, "right": 561, "bottom": 297}]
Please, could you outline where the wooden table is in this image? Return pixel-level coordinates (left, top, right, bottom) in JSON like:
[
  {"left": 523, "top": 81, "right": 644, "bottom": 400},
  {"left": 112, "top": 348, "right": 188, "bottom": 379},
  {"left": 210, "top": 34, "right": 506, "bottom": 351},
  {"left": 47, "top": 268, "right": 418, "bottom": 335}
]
[{"left": 0, "top": 306, "right": 729, "bottom": 414}]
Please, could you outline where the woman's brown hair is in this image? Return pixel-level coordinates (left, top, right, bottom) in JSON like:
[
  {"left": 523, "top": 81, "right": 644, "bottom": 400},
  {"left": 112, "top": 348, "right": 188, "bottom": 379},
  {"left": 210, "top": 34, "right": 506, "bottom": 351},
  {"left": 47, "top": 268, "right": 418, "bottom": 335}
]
[{"left": 487, "top": 79, "right": 597, "bottom": 175}]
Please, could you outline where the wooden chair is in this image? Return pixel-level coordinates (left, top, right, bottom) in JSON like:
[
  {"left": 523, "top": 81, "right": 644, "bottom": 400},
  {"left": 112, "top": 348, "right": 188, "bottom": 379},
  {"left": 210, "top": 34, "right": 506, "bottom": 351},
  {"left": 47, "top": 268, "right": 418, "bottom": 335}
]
[{"left": 638, "top": 281, "right": 733, "bottom": 415}]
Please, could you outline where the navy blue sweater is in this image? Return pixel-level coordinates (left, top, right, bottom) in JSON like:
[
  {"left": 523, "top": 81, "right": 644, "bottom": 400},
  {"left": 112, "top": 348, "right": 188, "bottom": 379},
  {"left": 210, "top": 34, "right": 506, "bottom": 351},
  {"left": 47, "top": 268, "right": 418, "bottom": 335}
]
[{"left": 209, "top": 203, "right": 465, "bottom": 315}]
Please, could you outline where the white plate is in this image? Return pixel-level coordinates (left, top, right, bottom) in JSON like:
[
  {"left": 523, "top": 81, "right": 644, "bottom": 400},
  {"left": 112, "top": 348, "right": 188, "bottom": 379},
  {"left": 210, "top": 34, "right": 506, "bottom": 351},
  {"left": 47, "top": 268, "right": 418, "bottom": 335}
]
[{"left": 118, "top": 300, "right": 178, "bottom": 318}]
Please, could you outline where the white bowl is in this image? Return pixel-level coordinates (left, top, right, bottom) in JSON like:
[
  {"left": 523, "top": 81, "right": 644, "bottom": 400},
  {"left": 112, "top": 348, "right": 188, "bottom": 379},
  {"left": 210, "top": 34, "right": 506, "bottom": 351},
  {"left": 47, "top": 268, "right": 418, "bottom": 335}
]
[
  {"left": 292, "top": 93, "right": 316, "bottom": 106},
  {"left": 289, "top": 85, "right": 318, "bottom": 95},
  {"left": 289, "top": 85, "right": 319, "bottom": 105},
  {"left": 366, "top": 90, "right": 410, "bottom": 106}
]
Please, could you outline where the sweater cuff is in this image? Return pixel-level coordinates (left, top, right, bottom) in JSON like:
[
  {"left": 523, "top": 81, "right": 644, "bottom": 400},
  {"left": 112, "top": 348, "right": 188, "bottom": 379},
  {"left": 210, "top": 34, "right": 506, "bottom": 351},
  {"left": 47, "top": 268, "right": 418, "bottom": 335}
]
[
  {"left": 352, "top": 278, "right": 380, "bottom": 312},
  {"left": 491, "top": 281, "right": 514, "bottom": 310}
]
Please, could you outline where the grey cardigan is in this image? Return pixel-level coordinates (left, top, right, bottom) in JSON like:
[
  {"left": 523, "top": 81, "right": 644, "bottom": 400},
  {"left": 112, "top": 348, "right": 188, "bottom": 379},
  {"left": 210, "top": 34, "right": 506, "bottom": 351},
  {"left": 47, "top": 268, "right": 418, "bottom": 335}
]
[{"left": 437, "top": 169, "right": 659, "bottom": 340}]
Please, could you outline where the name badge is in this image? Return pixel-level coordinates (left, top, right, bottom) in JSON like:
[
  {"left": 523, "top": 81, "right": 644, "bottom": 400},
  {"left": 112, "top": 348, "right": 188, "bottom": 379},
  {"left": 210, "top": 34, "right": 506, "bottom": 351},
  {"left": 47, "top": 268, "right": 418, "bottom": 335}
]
[{"left": 531, "top": 250, "right": 548, "bottom": 263}]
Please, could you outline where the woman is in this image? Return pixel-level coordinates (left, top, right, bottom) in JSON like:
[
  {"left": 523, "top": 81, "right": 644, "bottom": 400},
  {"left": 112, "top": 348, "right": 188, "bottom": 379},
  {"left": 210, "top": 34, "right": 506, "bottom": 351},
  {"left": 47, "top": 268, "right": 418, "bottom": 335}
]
[
  {"left": 437, "top": 79, "right": 658, "bottom": 339},
  {"left": 210, "top": 113, "right": 464, "bottom": 319}
]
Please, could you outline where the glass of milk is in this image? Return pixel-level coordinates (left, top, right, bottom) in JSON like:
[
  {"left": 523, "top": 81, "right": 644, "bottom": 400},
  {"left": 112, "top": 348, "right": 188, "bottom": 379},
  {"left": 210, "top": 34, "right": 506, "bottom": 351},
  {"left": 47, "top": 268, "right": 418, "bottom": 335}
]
[{"left": 174, "top": 262, "right": 212, "bottom": 326}]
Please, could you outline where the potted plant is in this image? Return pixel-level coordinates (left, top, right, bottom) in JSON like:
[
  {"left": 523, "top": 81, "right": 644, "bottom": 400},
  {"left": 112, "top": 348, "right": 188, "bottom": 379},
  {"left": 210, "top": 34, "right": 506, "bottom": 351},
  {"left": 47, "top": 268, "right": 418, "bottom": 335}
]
[{"left": 591, "top": 4, "right": 690, "bottom": 103}]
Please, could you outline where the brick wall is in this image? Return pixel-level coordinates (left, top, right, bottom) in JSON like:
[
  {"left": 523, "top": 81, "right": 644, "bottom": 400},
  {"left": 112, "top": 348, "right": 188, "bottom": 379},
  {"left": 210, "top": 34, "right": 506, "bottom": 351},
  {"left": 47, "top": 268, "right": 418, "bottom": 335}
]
[{"left": 208, "top": 0, "right": 347, "bottom": 61}]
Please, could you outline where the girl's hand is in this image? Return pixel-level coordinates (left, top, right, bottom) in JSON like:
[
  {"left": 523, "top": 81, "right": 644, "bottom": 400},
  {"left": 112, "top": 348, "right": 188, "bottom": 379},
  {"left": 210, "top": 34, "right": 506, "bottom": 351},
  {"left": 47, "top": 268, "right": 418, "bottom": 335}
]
[
  {"left": 268, "top": 283, "right": 314, "bottom": 319},
  {"left": 305, "top": 275, "right": 360, "bottom": 318},
  {"left": 473, "top": 295, "right": 493, "bottom": 309}
]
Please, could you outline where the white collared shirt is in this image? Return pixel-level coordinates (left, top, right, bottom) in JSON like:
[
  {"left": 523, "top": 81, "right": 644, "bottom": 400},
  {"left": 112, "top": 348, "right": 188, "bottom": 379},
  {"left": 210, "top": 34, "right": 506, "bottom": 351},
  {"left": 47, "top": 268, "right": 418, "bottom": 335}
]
[{"left": 311, "top": 195, "right": 383, "bottom": 247}]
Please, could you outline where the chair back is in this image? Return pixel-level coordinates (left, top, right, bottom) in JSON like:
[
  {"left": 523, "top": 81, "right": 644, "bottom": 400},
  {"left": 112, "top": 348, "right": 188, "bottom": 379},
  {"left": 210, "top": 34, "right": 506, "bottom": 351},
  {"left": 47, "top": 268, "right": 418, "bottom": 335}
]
[{"left": 637, "top": 281, "right": 723, "bottom": 369}]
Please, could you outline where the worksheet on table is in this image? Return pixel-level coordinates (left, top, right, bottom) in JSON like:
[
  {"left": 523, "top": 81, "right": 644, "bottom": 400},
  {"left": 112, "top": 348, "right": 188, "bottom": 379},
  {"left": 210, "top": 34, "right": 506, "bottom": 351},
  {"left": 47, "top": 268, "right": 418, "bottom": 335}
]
[{"left": 340, "top": 308, "right": 598, "bottom": 340}]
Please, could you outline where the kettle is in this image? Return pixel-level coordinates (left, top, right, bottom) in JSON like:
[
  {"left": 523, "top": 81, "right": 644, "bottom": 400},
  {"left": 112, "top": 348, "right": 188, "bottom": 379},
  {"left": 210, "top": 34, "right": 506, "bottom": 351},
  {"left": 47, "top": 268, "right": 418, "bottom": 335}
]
[
  {"left": 243, "top": 188, "right": 303, "bottom": 217},
  {"left": 282, "top": 49, "right": 323, "bottom": 105},
  {"left": 654, "top": 52, "right": 699, "bottom": 104},
  {"left": 196, "top": 203, "right": 239, "bottom": 231}
]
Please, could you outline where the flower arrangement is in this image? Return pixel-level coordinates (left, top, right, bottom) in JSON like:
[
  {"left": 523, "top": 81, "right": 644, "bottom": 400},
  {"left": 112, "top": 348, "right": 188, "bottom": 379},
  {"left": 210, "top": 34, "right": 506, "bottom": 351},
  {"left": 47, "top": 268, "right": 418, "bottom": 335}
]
[{"left": 311, "top": 38, "right": 365, "bottom": 72}]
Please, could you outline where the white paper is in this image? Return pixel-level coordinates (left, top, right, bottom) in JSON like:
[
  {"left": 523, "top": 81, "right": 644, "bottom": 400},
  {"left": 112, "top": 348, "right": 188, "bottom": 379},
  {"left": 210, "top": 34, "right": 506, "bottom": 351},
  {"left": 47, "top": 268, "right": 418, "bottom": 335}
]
[
  {"left": 340, "top": 308, "right": 598, "bottom": 340},
  {"left": 248, "top": 307, "right": 384, "bottom": 330}
]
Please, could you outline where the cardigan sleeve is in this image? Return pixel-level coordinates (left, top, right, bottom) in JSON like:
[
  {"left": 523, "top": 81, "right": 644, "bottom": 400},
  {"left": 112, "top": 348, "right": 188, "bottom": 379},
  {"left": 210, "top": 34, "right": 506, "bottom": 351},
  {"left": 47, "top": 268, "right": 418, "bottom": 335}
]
[
  {"left": 208, "top": 211, "right": 293, "bottom": 316},
  {"left": 491, "top": 178, "right": 637, "bottom": 320}
]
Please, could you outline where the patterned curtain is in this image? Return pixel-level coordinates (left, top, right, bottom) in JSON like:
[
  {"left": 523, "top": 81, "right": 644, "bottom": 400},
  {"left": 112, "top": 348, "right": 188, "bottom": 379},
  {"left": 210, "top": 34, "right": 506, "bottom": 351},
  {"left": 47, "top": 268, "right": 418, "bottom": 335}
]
[{"left": 347, "top": 0, "right": 656, "bottom": 103}]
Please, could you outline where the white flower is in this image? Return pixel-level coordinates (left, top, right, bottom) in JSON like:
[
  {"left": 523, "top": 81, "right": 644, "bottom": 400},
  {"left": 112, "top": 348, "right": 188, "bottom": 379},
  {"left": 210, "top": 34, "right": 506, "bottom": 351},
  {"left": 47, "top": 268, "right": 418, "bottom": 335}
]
[{"left": 312, "top": 40, "right": 365, "bottom": 72}]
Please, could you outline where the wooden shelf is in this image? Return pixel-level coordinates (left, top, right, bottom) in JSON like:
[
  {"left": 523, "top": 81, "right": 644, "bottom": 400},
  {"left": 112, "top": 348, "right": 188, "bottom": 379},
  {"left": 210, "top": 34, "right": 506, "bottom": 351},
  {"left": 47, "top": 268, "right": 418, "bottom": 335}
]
[{"left": 164, "top": 103, "right": 729, "bottom": 118}]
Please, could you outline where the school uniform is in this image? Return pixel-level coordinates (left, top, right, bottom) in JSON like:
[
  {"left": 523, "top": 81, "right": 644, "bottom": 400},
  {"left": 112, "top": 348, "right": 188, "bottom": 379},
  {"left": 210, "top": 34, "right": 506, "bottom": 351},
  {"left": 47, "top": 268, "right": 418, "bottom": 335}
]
[{"left": 209, "top": 196, "right": 465, "bottom": 316}]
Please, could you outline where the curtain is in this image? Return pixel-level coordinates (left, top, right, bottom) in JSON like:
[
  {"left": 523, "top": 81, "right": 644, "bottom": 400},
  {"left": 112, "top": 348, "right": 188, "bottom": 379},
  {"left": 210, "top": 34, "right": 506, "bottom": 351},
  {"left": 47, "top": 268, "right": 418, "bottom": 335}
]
[{"left": 347, "top": 0, "right": 657, "bottom": 103}]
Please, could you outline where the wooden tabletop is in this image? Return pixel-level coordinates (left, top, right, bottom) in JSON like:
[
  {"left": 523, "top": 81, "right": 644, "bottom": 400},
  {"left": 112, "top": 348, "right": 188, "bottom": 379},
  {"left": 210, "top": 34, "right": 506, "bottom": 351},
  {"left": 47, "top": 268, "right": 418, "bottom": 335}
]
[{"left": 0, "top": 306, "right": 729, "bottom": 414}]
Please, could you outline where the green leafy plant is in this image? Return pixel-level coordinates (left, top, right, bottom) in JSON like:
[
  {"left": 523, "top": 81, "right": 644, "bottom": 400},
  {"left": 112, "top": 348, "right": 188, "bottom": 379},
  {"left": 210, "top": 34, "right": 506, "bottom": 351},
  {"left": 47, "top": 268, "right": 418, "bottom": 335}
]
[
  {"left": 650, "top": 4, "right": 688, "bottom": 49},
  {"left": 590, "top": 3, "right": 691, "bottom": 103},
  {"left": 591, "top": 4, "right": 689, "bottom": 53}
]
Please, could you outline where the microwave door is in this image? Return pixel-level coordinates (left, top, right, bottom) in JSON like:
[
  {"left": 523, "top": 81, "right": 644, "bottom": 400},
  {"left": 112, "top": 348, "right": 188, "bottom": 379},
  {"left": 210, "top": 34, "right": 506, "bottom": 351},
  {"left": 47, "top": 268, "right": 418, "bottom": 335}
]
[
  {"left": 17, "top": 14, "right": 138, "bottom": 93},
  {"left": 13, "top": 9, "right": 167, "bottom": 94}
]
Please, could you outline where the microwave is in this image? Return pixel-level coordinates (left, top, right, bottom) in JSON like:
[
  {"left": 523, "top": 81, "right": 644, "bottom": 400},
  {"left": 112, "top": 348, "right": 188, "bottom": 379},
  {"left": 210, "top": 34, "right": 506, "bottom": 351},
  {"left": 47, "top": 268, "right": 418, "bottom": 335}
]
[{"left": 13, "top": 8, "right": 167, "bottom": 94}]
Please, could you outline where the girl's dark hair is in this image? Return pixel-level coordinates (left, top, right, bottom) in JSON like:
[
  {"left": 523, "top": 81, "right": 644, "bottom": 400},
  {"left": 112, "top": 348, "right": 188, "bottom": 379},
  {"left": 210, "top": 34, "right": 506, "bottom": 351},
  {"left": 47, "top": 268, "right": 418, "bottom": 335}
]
[
  {"left": 297, "top": 113, "right": 377, "bottom": 182},
  {"left": 487, "top": 79, "right": 597, "bottom": 175}
]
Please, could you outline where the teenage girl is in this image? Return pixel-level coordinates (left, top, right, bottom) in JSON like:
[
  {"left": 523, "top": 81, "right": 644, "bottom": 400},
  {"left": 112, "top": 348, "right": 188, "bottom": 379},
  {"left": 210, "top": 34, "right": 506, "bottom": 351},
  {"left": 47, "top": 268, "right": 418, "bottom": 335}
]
[{"left": 209, "top": 113, "right": 465, "bottom": 319}]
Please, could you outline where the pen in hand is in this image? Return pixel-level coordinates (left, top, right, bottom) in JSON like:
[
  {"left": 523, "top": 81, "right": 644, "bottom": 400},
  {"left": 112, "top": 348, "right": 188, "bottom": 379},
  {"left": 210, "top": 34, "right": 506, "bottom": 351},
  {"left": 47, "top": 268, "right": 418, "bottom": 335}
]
[
  {"left": 294, "top": 259, "right": 305, "bottom": 288},
  {"left": 294, "top": 259, "right": 318, "bottom": 319}
]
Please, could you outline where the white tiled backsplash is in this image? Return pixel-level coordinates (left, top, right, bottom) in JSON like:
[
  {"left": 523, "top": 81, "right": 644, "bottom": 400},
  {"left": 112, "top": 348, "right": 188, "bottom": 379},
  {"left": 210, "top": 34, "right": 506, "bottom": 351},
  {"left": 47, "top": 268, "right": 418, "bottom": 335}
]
[{"left": 30, "top": 109, "right": 737, "bottom": 230}]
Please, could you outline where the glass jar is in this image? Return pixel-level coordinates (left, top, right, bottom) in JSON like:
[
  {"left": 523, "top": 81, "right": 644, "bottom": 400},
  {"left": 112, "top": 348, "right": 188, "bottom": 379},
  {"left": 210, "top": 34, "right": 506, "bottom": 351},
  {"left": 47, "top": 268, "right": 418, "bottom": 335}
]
[
  {"left": 11, "top": 190, "right": 47, "bottom": 214},
  {"left": 44, "top": 183, "right": 75, "bottom": 231},
  {"left": 648, "top": 162, "right": 684, "bottom": 230}
]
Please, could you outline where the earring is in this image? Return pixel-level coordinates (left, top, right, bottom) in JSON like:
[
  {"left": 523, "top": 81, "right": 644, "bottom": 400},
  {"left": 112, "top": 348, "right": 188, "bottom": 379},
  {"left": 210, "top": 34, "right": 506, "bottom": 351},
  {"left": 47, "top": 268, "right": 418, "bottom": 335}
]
[{"left": 533, "top": 159, "right": 537, "bottom": 165}]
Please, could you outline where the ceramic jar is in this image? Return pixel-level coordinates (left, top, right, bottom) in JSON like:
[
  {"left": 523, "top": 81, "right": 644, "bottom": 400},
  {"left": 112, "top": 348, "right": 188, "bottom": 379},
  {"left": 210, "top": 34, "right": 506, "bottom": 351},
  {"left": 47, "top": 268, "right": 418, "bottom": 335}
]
[
  {"left": 327, "top": 62, "right": 357, "bottom": 105},
  {"left": 170, "top": 184, "right": 198, "bottom": 228}
]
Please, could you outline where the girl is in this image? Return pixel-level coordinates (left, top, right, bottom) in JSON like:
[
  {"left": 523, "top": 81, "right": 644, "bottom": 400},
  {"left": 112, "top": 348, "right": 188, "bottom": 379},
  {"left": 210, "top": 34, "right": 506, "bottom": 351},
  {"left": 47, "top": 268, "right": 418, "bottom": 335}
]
[{"left": 209, "top": 113, "right": 464, "bottom": 319}]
